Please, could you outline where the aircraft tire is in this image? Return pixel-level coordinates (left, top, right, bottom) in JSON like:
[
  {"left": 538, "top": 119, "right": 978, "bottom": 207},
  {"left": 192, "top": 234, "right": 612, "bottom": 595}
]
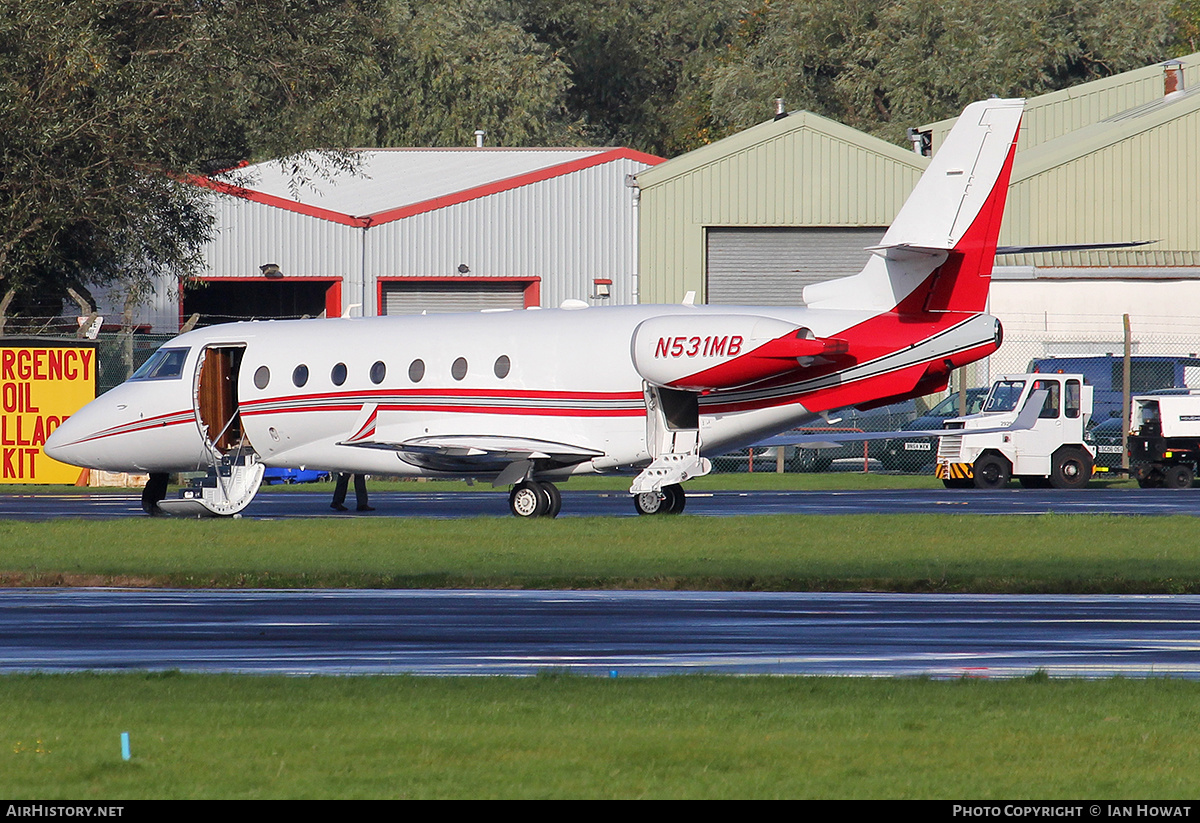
[
  {"left": 633, "top": 484, "right": 686, "bottom": 515},
  {"left": 509, "top": 481, "right": 549, "bottom": 518},
  {"left": 972, "top": 454, "right": 1011, "bottom": 490},
  {"left": 1049, "top": 447, "right": 1093, "bottom": 490},
  {"left": 663, "top": 483, "right": 686, "bottom": 513},
  {"left": 1164, "top": 464, "right": 1195, "bottom": 489},
  {"left": 142, "top": 472, "right": 170, "bottom": 516},
  {"left": 539, "top": 481, "right": 562, "bottom": 518}
]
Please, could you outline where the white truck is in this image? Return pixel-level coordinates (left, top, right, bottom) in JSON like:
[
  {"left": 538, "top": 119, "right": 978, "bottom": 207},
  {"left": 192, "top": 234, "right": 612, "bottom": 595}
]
[
  {"left": 1128, "top": 394, "right": 1200, "bottom": 488},
  {"left": 935, "top": 373, "right": 1096, "bottom": 490}
]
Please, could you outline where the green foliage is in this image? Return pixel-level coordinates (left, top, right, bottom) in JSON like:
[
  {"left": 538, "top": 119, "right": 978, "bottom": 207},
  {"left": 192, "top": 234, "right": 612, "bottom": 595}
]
[
  {"left": 348, "top": 1, "right": 576, "bottom": 147},
  {"left": 0, "top": 0, "right": 384, "bottom": 326},
  {"left": 702, "top": 0, "right": 1180, "bottom": 145}
]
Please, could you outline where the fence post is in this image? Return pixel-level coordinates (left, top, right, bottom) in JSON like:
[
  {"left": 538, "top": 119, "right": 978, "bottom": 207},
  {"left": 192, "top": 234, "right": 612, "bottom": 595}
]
[{"left": 1122, "top": 314, "right": 1131, "bottom": 470}]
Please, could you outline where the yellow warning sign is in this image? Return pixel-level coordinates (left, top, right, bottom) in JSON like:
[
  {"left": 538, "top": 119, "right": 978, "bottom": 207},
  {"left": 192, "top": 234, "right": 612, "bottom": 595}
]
[{"left": 1, "top": 345, "right": 97, "bottom": 483}]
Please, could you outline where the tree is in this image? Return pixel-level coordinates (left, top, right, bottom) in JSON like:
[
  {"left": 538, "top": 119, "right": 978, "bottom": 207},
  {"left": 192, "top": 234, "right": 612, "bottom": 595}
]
[
  {"left": 0, "top": 0, "right": 387, "bottom": 332},
  {"left": 348, "top": 1, "right": 577, "bottom": 148},
  {"left": 511, "top": 0, "right": 745, "bottom": 155},
  {"left": 700, "top": 0, "right": 1180, "bottom": 146}
]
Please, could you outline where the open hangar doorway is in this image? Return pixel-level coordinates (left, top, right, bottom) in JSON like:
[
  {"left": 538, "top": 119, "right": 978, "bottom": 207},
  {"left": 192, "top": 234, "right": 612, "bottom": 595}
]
[{"left": 182, "top": 278, "right": 341, "bottom": 327}]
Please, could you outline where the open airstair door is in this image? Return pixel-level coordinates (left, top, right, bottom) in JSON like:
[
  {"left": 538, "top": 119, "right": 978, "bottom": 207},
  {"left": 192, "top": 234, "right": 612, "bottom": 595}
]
[
  {"left": 631, "top": 384, "right": 711, "bottom": 496},
  {"left": 157, "top": 343, "right": 264, "bottom": 517}
]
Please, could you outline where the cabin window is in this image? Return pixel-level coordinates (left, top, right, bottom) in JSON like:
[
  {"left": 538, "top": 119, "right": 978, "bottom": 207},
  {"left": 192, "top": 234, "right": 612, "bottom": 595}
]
[
  {"left": 130, "top": 347, "right": 189, "bottom": 381},
  {"left": 292, "top": 364, "right": 309, "bottom": 388},
  {"left": 408, "top": 359, "right": 424, "bottom": 382},
  {"left": 331, "top": 363, "right": 347, "bottom": 386},
  {"left": 253, "top": 366, "right": 270, "bottom": 389},
  {"left": 370, "top": 361, "right": 386, "bottom": 384},
  {"left": 452, "top": 357, "right": 468, "bottom": 381},
  {"left": 494, "top": 355, "right": 511, "bottom": 379}
]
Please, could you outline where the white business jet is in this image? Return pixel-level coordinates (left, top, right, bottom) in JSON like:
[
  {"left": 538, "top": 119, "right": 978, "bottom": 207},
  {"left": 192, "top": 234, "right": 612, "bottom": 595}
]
[{"left": 46, "top": 98, "right": 1025, "bottom": 518}]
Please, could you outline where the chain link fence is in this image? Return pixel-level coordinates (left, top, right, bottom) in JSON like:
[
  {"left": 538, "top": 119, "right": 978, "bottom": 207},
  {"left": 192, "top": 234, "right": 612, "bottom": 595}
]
[
  {"left": 715, "top": 313, "right": 1200, "bottom": 474},
  {"left": 15, "top": 313, "right": 1200, "bottom": 474}
]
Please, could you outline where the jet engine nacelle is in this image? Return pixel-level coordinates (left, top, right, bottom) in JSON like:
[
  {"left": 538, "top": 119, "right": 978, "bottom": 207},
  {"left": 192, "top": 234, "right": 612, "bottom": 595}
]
[{"left": 630, "top": 314, "right": 848, "bottom": 391}]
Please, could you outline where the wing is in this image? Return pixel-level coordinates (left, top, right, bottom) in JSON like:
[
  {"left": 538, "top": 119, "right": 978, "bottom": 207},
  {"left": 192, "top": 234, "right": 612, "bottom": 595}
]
[{"left": 339, "top": 433, "right": 603, "bottom": 474}]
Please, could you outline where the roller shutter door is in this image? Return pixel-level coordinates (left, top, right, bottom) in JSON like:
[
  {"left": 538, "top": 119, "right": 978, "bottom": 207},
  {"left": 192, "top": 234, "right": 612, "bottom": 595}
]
[
  {"left": 706, "top": 227, "right": 884, "bottom": 306},
  {"left": 381, "top": 281, "right": 529, "bottom": 315}
]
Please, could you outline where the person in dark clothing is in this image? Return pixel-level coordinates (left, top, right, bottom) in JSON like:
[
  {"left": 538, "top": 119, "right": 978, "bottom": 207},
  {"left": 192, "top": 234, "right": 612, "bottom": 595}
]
[{"left": 331, "top": 473, "right": 373, "bottom": 511}]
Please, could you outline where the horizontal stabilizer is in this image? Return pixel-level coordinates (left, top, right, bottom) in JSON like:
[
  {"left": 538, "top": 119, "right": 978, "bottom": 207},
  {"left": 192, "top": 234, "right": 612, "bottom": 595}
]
[
  {"left": 758, "top": 389, "right": 1046, "bottom": 446},
  {"left": 996, "top": 240, "right": 1155, "bottom": 255}
]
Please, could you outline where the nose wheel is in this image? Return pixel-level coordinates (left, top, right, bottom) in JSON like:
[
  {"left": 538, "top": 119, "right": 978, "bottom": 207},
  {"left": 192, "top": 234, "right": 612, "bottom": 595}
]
[
  {"left": 633, "top": 483, "right": 686, "bottom": 515},
  {"left": 508, "top": 480, "right": 562, "bottom": 518}
]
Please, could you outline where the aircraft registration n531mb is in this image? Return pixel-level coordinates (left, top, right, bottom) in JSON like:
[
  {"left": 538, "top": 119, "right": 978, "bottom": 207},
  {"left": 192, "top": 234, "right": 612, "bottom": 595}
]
[{"left": 46, "top": 98, "right": 1024, "bottom": 518}]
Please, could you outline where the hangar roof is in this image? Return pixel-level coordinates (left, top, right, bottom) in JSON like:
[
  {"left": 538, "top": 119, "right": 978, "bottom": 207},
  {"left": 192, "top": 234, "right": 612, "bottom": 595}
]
[{"left": 194, "top": 147, "right": 663, "bottom": 228}]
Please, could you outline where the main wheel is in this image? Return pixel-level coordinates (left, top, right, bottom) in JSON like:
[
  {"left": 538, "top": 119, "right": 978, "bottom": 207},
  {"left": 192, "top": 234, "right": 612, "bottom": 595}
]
[
  {"left": 1164, "top": 464, "right": 1195, "bottom": 489},
  {"left": 509, "top": 481, "right": 548, "bottom": 518},
  {"left": 539, "top": 481, "right": 562, "bottom": 517},
  {"left": 142, "top": 472, "right": 169, "bottom": 516},
  {"left": 1049, "top": 447, "right": 1093, "bottom": 490},
  {"left": 972, "top": 454, "right": 1011, "bottom": 489}
]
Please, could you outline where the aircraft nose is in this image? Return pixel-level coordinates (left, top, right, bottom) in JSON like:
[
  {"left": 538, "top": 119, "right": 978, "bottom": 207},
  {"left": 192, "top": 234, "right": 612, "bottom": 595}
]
[{"left": 44, "top": 403, "right": 103, "bottom": 468}]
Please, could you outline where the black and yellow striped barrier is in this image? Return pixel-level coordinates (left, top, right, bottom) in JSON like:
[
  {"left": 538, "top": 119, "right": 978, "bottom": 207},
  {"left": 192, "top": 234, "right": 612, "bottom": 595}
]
[{"left": 935, "top": 462, "right": 973, "bottom": 481}]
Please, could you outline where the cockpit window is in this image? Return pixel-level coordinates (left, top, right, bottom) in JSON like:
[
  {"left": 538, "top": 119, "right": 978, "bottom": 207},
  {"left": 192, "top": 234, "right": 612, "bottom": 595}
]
[{"left": 130, "top": 347, "right": 189, "bottom": 381}]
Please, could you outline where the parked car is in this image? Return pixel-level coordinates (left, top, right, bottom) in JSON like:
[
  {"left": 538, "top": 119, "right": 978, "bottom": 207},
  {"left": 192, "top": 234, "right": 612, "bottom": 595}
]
[
  {"left": 713, "top": 399, "right": 921, "bottom": 473},
  {"left": 1029, "top": 355, "right": 1200, "bottom": 422},
  {"left": 262, "top": 468, "right": 331, "bottom": 485},
  {"left": 1087, "top": 417, "right": 1126, "bottom": 472},
  {"left": 874, "top": 388, "right": 990, "bottom": 472}
]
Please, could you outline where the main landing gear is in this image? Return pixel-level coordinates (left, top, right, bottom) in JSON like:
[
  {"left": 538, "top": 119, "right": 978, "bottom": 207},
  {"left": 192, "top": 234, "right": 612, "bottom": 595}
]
[
  {"left": 632, "top": 483, "right": 686, "bottom": 515},
  {"left": 508, "top": 480, "right": 562, "bottom": 519}
]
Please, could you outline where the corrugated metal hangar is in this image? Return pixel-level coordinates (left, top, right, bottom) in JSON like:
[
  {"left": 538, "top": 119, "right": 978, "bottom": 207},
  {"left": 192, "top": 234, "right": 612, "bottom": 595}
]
[
  {"left": 634, "top": 52, "right": 1200, "bottom": 378},
  {"left": 634, "top": 110, "right": 926, "bottom": 306},
  {"left": 133, "top": 146, "right": 661, "bottom": 330}
]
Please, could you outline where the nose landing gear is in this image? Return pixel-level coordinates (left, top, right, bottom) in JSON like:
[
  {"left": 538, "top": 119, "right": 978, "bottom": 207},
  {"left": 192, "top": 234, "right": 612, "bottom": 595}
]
[{"left": 633, "top": 483, "right": 686, "bottom": 515}]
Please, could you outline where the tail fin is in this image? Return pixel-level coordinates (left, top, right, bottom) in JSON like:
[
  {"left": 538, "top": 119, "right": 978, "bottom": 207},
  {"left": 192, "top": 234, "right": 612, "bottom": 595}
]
[{"left": 803, "top": 98, "right": 1023, "bottom": 313}]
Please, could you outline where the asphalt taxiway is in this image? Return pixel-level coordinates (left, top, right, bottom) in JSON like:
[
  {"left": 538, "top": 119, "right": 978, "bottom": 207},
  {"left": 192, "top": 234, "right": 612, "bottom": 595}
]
[
  {"left": 2, "top": 589, "right": 1199, "bottom": 678},
  {"left": 2, "top": 487, "right": 1200, "bottom": 519}
]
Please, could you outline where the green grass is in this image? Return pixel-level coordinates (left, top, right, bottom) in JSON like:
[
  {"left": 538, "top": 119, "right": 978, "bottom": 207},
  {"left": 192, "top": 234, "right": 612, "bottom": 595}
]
[
  {"left": 1, "top": 512, "right": 1198, "bottom": 592},
  {"left": 3, "top": 673, "right": 1199, "bottom": 799}
]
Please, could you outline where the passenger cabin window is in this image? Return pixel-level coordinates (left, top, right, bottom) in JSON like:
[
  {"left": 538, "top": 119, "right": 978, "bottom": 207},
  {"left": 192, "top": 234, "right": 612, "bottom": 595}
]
[
  {"left": 452, "top": 358, "right": 468, "bottom": 381},
  {"left": 370, "top": 361, "right": 386, "bottom": 384},
  {"left": 331, "top": 363, "right": 347, "bottom": 386},
  {"left": 292, "top": 364, "right": 309, "bottom": 388},
  {"left": 408, "top": 359, "right": 424, "bottom": 382},
  {"left": 253, "top": 366, "right": 270, "bottom": 389},
  {"left": 130, "top": 347, "right": 189, "bottom": 381},
  {"left": 494, "top": 355, "right": 511, "bottom": 379}
]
